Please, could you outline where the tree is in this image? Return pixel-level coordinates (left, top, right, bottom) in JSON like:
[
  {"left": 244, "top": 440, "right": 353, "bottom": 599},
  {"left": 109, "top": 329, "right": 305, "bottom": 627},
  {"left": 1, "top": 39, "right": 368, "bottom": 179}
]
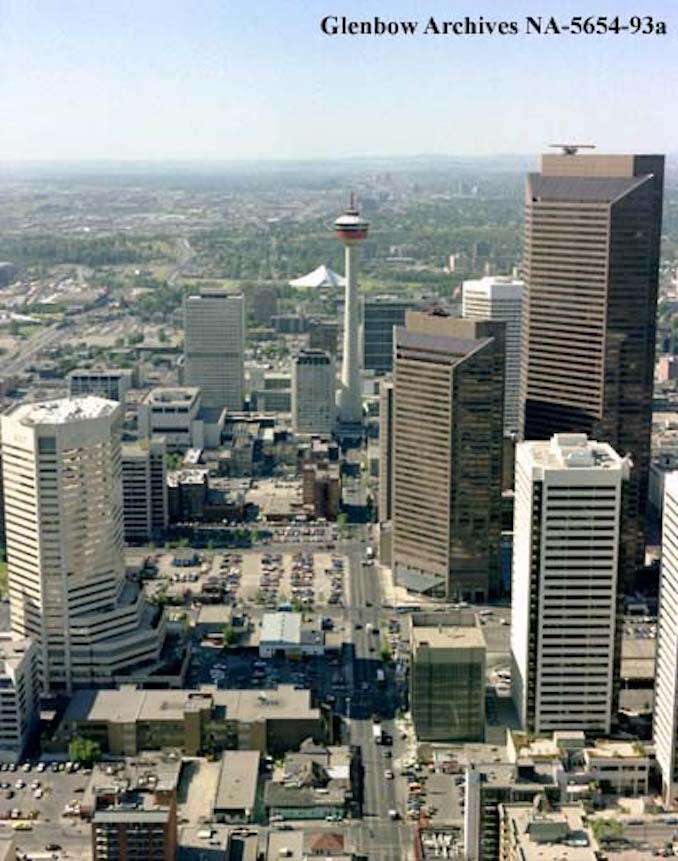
[
  {"left": 222, "top": 626, "right": 238, "bottom": 646},
  {"left": 591, "top": 819, "right": 623, "bottom": 843},
  {"left": 336, "top": 513, "right": 349, "bottom": 537},
  {"left": 69, "top": 736, "right": 101, "bottom": 764}
]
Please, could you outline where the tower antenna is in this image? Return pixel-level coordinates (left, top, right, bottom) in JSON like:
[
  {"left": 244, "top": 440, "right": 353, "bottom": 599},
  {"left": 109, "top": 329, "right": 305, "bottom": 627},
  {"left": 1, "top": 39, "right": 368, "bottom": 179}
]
[{"left": 548, "top": 143, "right": 597, "bottom": 156}]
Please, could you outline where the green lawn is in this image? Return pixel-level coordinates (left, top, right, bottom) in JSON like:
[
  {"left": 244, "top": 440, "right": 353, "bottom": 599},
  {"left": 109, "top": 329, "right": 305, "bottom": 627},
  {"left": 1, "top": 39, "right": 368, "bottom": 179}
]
[{"left": 0, "top": 561, "right": 7, "bottom": 598}]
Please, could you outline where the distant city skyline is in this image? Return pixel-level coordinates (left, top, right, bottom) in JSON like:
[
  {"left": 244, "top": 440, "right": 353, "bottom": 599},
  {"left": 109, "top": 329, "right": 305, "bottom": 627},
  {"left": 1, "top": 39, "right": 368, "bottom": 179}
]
[{"left": 1, "top": 0, "right": 676, "bottom": 162}]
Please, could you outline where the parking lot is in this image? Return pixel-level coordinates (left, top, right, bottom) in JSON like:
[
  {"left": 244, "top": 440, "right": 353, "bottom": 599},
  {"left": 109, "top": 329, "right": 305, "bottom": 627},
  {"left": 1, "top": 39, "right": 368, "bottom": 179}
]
[
  {"left": 0, "top": 762, "right": 92, "bottom": 860},
  {"left": 187, "top": 641, "right": 349, "bottom": 709},
  {"left": 145, "top": 548, "right": 348, "bottom": 611}
]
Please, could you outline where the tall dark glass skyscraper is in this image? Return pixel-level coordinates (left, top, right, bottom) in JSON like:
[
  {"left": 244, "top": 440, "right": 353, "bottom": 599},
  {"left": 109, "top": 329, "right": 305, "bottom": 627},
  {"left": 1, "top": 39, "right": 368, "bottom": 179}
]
[
  {"left": 392, "top": 311, "right": 505, "bottom": 601},
  {"left": 521, "top": 152, "right": 665, "bottom": 573}
]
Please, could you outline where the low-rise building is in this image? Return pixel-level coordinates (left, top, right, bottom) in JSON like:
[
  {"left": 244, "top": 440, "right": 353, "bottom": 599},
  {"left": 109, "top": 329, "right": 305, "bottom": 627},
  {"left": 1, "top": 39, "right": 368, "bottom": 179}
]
[
  {"left": 138, "top": 387, "right": 225, "bottom": 451},
  {"left": 264, "top": 739, "right": 355, "bottom": 821},
  {"left": 259, "top": 613, "right": 325, "bottom": 659},
  {"left": 0, "top": 634, "right": 40, "bottom": 762},
  {"left": 582, "top": 740, "right": 649, "bottom": 796},
  {"left": 212, "top": 750, "right": 260, "bottom": 822},
  {"left": 657, "top": 355, "right": 678, "bottom": 382},
  {"left": 56, "top": 684, "right": 325, "bottom": 756},
  {"left": 68, "top": 368, "right": 135, "bottom": 402},
  {"left": 88, "top": 754, "right": 179, "bottom": 861},
  {"left": 506, "top": 731, "right": 650, "bottom": 799},
  {"left": 464, "top": 762, "right": 559, "bottom": 861},
  {"left": 499, "top": 803, "right": 596, "bottom": 861}
]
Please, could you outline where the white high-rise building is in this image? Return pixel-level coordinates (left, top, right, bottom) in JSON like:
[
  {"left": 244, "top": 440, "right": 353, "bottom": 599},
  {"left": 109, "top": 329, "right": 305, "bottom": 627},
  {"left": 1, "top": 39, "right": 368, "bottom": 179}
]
[
  {"left": 462, "top": 275, "right": 524, "bottom": 437},
  {"left": 1, "top": 397, "right": 165, "bottom": 694},
  {"left": 654, "top": 471, "right": 678, "bottom": 803},
  {"left": 292, "top": 349, "right": 335, "bottom": 436},
  {"left": 511, "top": 434, "right": 630, "bottom": 735},
  {"left": 184, "top": 287, "right": 245, "bottom": 411}
]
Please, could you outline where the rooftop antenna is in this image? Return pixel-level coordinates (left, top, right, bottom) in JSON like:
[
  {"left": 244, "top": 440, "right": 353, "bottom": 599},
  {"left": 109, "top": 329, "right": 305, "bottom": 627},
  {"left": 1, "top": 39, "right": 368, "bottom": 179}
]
[
  {"left": 348, "top": 190, "right": 356, "bottom": 211},
  {"left": 548, "top": 143, "right": 597, "bottom": 156}
]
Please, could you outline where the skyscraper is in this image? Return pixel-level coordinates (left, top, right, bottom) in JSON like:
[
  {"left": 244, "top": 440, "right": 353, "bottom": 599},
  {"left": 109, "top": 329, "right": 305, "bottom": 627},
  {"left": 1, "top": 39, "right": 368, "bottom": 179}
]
[
  {"left": 511, "top": 434, "right": 630, "bottom": 735},
  {"left": 362, "top": 296, "right": 412, "bottom": 375},
  {"left": 1, "top": 397, "right": 165, "bottom": 693},
  {"left": 521, "top": 152, "right": 664, "bottom": 571},
  {"left": 184, "top": 287, "right": 245, "bottom": 411},
  {"left": 121, "top": 439, "right": 168, "bottom": 543},
  {"left": 378, "top": 380, "right": 394, "bottom": 523},
  {"left": 653, "top": 471, "right": 678, "bottom": 804},
  {"left": 392, "top": 311, "right": 505, "bottom": 601},
  {"left": 292, "top": 349, "right": 335, "bottom": 436},
  {"left": 334, "top": 199, "right": 368, "bottom": 432},
  {"left": 462, "top": 275, "right": 524, "bottom": 437}
]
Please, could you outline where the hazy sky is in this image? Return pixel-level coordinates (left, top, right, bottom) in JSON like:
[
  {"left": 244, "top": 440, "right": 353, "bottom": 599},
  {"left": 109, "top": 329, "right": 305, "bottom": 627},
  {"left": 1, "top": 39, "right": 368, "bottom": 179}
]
[{"left": 1, "top": 0, "right": 676, "bottom": 161}]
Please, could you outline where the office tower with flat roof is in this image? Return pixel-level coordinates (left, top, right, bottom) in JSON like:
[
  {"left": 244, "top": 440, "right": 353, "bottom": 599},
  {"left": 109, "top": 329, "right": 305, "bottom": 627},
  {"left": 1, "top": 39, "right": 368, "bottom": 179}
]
[
  {"left": 292, "top": 349, "right": 335, "bottom": 436},
  {"left": 378, "top": 380, "right": 394, "bottom": 523},
  {"left": 410, "top": 623, "right": 486, "bottom": 742},
  {"left": 121, "top": 439, "right": 168, "bottom": 543},
  {"left": 654, "top": 471, "right": 678, "bottom": 804},
  {"left": 184, "top": 287, "right": 245, "bottom": 411},
  {"left": 1, "top": 396, "right": 165, "bottom": 693},
  {"left": 462, "top": 275, "right": 524, "bottom": 437},
  {"left": 250, "top": 286, "right": 278, "bottom": 326},
  {"left": 362, "top": 295, "right": 412, "bottom": 374},
  {"left": 521, "top": 152, "right": 664, "bottom": 572},
  {"left": 254, "top": 372, "right": 292, "bottom": 414},
  {"left": 392, "top": 311, "right": 505, "bottom": 601},
  {"left": 511, "top": 433, "right": 630, "bottom": 735},
  {"left": 308, "top": 318, "right": 338, "bottom": 356}
]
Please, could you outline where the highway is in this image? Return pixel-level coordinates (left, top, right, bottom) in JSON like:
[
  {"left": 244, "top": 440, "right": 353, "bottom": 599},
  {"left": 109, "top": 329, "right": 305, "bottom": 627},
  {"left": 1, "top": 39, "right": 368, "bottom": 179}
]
[{"left": 0, "top": 322, "right": 67, "bottom": 376}]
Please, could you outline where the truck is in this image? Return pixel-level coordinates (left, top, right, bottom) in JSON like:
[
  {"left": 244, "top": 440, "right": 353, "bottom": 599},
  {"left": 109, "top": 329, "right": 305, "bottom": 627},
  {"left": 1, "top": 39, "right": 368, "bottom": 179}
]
[{"left": 372, "top": 723, "right": 383, "bottom": 744}]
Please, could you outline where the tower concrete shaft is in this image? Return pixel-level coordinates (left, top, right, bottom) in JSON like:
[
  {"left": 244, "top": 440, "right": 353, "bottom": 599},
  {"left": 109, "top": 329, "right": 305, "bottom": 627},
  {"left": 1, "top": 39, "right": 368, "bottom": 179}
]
[
  {"left": 338, "top": 241, "right": 363, "bottom": 425},
  {"left": 334, "top": 198, "right": 368, "bottom": 430}
]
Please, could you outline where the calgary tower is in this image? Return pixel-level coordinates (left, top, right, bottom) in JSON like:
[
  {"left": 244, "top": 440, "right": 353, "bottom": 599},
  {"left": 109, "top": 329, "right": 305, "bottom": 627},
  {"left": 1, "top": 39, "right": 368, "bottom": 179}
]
[{"left": 334, "top": 195, "right": 369, "bottom": 432}]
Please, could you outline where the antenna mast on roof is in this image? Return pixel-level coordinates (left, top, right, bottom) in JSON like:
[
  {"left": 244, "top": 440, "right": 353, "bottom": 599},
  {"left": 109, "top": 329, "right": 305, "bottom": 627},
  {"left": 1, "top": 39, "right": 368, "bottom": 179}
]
[{"left": 548, "top": 143, "right": 597, "bottom": 156}]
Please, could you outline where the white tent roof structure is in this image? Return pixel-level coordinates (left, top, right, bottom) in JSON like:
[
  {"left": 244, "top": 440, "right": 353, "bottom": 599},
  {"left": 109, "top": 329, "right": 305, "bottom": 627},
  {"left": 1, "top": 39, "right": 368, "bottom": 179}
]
[{"left": 289, "top": 264, "right": 346, "bottom": 290}]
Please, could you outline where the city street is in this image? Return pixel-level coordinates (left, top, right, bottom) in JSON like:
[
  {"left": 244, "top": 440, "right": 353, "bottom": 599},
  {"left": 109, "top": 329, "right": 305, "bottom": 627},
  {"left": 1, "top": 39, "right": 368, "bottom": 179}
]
[{"left": 343, "top": 527, "right": 415, "bottom": 860}]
